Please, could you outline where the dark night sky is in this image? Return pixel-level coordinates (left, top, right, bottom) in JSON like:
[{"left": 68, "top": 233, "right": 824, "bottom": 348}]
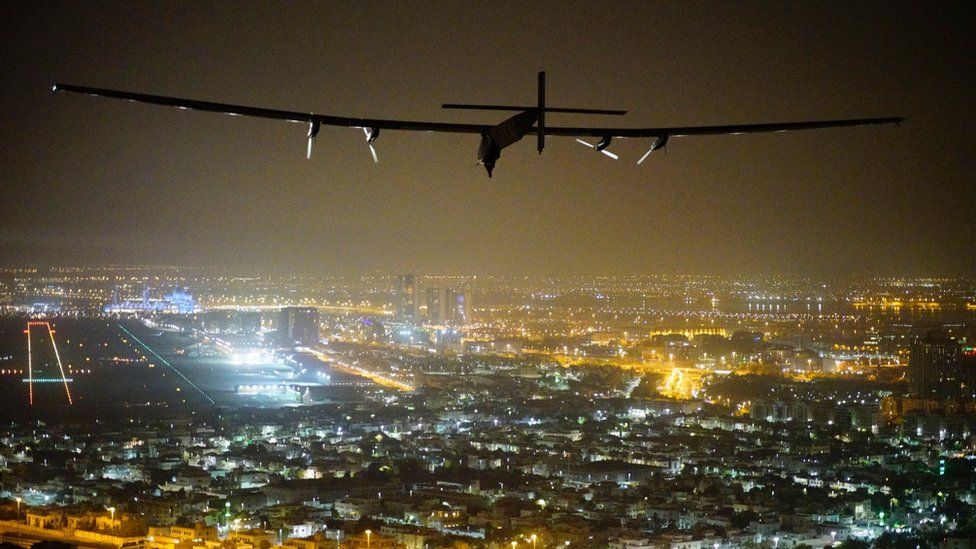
[{"left": 1, "top": 1, "right": 973, "bottom": 277}]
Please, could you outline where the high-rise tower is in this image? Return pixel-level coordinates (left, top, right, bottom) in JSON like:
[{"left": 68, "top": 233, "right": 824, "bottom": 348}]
[
  {"left": 909, "top": 333, "right": 960, "bottom": 398},
  {"left": 395, "top": 274, "right": 417, "bottom": 322}
]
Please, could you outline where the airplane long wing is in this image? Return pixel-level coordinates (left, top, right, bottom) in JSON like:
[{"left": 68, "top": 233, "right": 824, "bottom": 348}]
[
  {"left": 52, "top": 84, "right": 491, "bottom": 134},
  {"left": 52, "top": 83, "right": 903, "bottom": 139},
  {"left": 545, "top": 118, "right": 904, "bottom": 138}
]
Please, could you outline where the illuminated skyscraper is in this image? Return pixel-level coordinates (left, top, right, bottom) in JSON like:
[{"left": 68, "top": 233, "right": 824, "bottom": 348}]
[
  {"left": 395, "top": 274, "right": 417, "bottom": 322},
  {"left": 425, "top": 286, "right": 445, "bottom": 324},
  {"left": 420, "top": 286, "right": 468, "bottom": 325},
  {"left": 909, "top": 333, "right": 960, "bottom": 398},
  {"left": 278, "top": 307, "right": 319, "bottom": 347},
  {"left": 445, "top": 289, "right": 468, "bottom": 325}
]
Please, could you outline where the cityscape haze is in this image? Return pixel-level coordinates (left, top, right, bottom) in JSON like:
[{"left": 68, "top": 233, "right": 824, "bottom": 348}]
[{"left": 1, "top": 2, "right": 974, "bottom": 276}]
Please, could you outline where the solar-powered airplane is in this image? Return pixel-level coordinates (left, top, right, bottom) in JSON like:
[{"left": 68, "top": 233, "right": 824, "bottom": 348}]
[{"left": 52, "top": 72, "right": 902, "bottom": 177}]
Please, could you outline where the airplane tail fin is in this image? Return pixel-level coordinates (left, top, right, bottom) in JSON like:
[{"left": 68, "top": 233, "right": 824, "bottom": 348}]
[
  {"left": 443, "top": 72, "right": 624, "bottom": 122},
  {"left": 538, "top": 71, "right": 545, "bottom": 154}
]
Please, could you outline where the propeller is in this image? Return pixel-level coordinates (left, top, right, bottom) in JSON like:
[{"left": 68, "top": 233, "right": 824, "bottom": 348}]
[
  {"left": 637, "top": 135, "right": 669, "bottom": 165},
  {"left": 575, "top": 137, "right": 618, "bottom": 160},
  {"left": 362, "top": 127, "right": 379, "bottom": 163},
  {"left": 306, "top": 120, "right": 321, "bottom": 159}
]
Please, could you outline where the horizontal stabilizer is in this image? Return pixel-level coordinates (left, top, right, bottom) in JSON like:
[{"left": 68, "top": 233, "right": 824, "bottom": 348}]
[{"left": 442, "top": 104, "right": 626, "bottom": 115}]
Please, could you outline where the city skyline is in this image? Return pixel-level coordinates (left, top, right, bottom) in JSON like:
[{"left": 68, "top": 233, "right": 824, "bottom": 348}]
[{"left": 1, "top": 264, "right": 975, "bottom": 548}]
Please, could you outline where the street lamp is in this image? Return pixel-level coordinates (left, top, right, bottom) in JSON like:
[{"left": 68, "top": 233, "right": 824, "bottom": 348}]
[
  {"left": 511, "top": 542, "right": 517, "bottom": 549},
  {"left": 365, "top": 529, "right": 371, "bottom": 549},
  {"left": 14, "top": 498, "right": 21, "bottom": 520},
  {"left": 773, "top": 537, "right": 779, "bottom": 549},
  {"left": 831, "top": 532, "right": 836, "bottom": 544},
  {"left": 531, "top": 534, "right": 537, "bottom": 549},
  {"left": 107, "top": 506, "right": 116, "bottom": 522}
]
